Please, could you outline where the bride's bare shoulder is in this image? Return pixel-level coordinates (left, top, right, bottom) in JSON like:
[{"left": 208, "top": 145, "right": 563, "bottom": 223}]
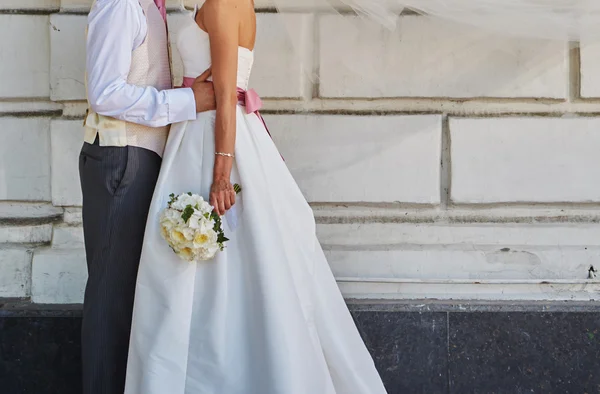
[
  {"left": 202, "top": 0, "right": 253, "bottom": 26},
  {"left": 203, "top": 0, "right": 249, "bottom": 10}
]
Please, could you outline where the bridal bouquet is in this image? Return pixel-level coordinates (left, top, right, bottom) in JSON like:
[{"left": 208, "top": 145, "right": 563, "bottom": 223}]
[{"left": 159, "top": 190, "right": 239, "bottom": 262}]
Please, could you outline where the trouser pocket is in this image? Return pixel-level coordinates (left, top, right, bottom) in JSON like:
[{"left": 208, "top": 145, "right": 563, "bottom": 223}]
[{"left": 79, "top": 143, "right": 130, "bottom": 196}]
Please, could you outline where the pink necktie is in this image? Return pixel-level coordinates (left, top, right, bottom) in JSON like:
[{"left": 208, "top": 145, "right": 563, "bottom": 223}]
[{"left": 155, "top": 0, "right": 167, "bottom": 23}]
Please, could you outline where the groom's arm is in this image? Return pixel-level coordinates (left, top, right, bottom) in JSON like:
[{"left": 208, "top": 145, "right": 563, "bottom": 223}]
[{"left": 86, "top": 0, "right": 201, "bottom": 127}]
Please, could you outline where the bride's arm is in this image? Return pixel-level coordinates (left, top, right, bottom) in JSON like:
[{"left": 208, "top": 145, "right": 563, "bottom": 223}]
[{"left": 204, "top": 0, "right": 239, "bottom": 215}]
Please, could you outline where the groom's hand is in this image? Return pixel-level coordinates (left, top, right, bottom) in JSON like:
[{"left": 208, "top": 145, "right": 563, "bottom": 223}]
[{"left": 192, "top": 68, "right": 216, "bottom": 113}]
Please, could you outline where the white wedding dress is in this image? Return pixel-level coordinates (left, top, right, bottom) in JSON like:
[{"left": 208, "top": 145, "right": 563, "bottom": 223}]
[{"left": 124, "top": 10, "right": 387, "bottom": 394}]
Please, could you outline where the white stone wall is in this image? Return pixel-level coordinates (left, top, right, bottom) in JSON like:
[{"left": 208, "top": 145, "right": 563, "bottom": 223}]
[{"left": 2, "top": 0, "right": 600, "bottom": 303}]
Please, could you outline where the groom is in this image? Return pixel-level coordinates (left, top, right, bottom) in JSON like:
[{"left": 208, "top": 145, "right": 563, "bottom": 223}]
[{"left": 79, "top": 0, "right": 214, "bottom": 393}]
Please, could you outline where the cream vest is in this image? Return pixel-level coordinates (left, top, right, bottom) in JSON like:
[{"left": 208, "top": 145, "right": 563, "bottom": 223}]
[{"left": 84, "top": 0, "right": 172, "bottom": 157}]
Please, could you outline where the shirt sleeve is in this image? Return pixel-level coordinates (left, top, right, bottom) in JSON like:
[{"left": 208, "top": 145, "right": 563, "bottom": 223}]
[{"left": 86, "top": 0, "right": 196, "bottom": 127}]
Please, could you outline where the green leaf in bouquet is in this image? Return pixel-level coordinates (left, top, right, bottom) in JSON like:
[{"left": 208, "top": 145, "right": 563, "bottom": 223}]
[
  {"left": 168, "top": 193, "right": 176, "bottom": 207},
  {"left": 233, "top": 183, "right": 242, "bottom": 194},
  {"left": 181, "top": 205, "right": 194, "bottom": 223}
]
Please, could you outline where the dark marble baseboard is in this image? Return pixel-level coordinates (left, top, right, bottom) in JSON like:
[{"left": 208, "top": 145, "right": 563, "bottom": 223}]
[
  {"left": 2, "top": 303, "right": 600, "bottom": 394},
  {"left": 447, "top": 312, "right": 600, "bottom": 394}
]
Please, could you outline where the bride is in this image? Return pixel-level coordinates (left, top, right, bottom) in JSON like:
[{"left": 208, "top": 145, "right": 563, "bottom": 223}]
[{"left": 124, "top": 1, "right": 387, "bottom": 393}]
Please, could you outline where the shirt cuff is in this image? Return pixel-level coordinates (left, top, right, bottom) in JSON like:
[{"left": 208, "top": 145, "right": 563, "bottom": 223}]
[{"left": 166, "top": 88, "right": 197, "bottom": 124}]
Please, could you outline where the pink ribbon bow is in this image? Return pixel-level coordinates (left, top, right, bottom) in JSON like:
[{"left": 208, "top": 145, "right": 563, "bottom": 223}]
[
  {"left": 237, "top": 88, "right": 262, "bottom": 114},
  {"left": 236, "top": 88, "right": 272, "bottom": 138}
]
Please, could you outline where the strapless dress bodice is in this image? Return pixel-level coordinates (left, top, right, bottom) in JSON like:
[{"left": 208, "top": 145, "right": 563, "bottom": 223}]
[{"left": 176, "top": 12, "right": 254, "bottom": 91}]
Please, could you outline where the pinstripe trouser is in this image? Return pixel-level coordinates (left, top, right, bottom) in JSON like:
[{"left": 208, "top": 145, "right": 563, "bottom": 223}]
[{"left": 79, "top": 140, "right": 161, "bottom": 394}]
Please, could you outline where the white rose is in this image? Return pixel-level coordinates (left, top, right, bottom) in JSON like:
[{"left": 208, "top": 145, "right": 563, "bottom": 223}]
[
  {"left": 193, "top": 234, "right": 208, "bottom": 247},
  {"left": 191, "top": 194, "right": 205, "bottom": 206},
  {"left": 170, "top": 228, "right": 187, "bottom": 245},
  {"left": 177, "top": 247, "right": 195, "bottom": 262},
  {"left": 182, "top": 227, "right": 195, "bottom": 241},
  {"left": 161, "top": 220, "right": 174, "bottom": 232},
  {"left": 192, "top": 227, "right": 216, "bottom": 246},
  {"left": 194, "top": 200, "right": 212, "bottom": 215},
  {"left": 172, "top": 194, "right": 193, "bottom": 210},
  {"left": 188, "top": 212, "right": 205, "bottom": 230},
  {"left": 185, "top": 193, "right": 205, "bottom": 208},
  {"left": 206, "top": 228, "right": 218, "bottom": 244},
  {"left": 163, "top": 208, "right": 181, "bottom": 223},
  {"left": 199, "top": 217, "right": 214, "bottom": 233},
  {"left": 160, "top": 224, "right": 170, "bottom": 240},
  {"left": 197, "top": 246, "right": 218, "bottom": 261},
  {"left": 170, "top": 200, "right": 183, "bottom": 210},
  {"left": 205, "top": 244, "right": 220, "bottom": 258}
]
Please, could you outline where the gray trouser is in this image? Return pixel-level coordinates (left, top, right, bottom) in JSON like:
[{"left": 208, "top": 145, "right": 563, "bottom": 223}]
[{"left": 79, "top": 140, "right": 161, "bottom": 394}]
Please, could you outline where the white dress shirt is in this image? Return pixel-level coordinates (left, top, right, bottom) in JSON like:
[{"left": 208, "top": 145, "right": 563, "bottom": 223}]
[{"left": 86, "top": 0, "right": 196, "bottom": 127}]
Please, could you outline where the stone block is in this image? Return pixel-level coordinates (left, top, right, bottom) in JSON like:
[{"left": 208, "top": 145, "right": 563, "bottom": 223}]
[
  {"left": 52, "top": 225, "right": 84, "bottom": 249},
  {"left": 449, "top": 313, "right": 600, "bottom": 393},
  {"left": 0, "top": 225, "right": 53, "bottom": 244},
  {"left": 50, "top": 120, "right": 83, "bottom": 206},
  {"left": 319, "top": 15, "right": 568, "bottom": 98},
  {"left": 354, "top": 311, "right": 449, "bottom": 393},
  {"left": 451, "top": 117, "right": 600, "bottom": 203},
  {"left": 0, "top": 202, "right": 62, "bottom": 223},
  {"left": 31, "top": 249, "right": 87, "bottom": 304},
  {"left": 0, "top": 118, "right": 51, "bottom": 201},
  {"left": 267, "top": 114, "right": 442, "bottom": 203},
  {"left": 63, "top": 208, "right": 82, "bottom": 225},
  {"left": 319, "top": 221, "right": 600, "bottom": 301},
  {"left": 579, "top": 40, "right": 600, "bottom": 98},
  {"left": 0, "top": 248, "right": 31, "bottom": 298},
  {"left": 250, "top": 13, "right": 311, "bottom": 98},
  {"left": 318, "top": 222, "right": 600, "bottom": 249},
  {"left": 0, "top": 0, "right": 59, "bottom": 9},
  {"left": 0, "top": 315, "right": 82, "bottom": 394},
  {"left": 49, "top": 15, "right": 87, "bottom": 101},
  {"left": 0, "top": 15, "right": 50, "bottom": 98},
  {"left": 60, "top": 0, "right": 182, "bottom": 10}
]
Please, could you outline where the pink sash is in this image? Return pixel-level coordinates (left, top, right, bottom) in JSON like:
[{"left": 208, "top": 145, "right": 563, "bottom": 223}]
[
  {"left": 182, "top": 77, "right": 276, "bottom": 147},
  {"left": 154, "top": 0, "right": 167, "bottom": 22}
]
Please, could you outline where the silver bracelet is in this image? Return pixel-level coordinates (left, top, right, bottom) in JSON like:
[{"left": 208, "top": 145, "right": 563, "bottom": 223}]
[{"left": 215, "top": 152, "right": 234, "bottom": 158}]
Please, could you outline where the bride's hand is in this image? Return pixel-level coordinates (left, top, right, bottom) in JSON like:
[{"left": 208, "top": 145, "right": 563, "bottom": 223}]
[{"left": 210, "top": 178, "right": 236, "bottom": 216}]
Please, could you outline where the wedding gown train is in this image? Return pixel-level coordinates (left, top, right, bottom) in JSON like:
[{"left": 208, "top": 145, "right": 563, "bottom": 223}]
[{"left": 124, "top": 10, "right": 387, "bottom": 394}]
